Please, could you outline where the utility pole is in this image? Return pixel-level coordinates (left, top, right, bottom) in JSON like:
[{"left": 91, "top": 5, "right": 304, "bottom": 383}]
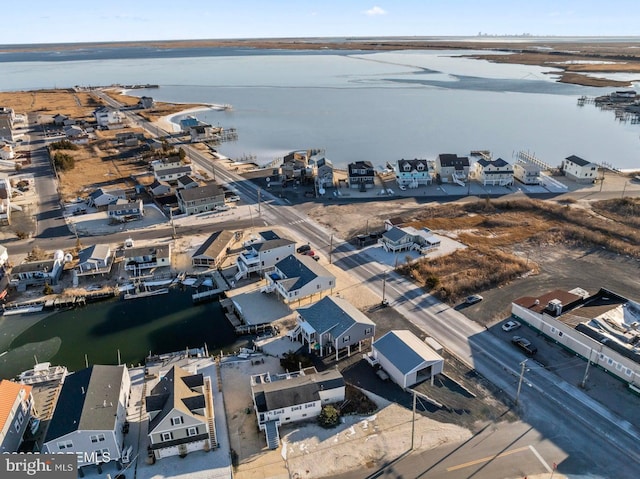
[
  {"left": 411, "top": 390, "right": 417, "bottom": 450},
  {"left": 329, "top": 234, "right": 333, "bottom": 264},
  {"left": 581, "top": 348, "right": 594, "bottom": 388},
  {"left": 515, "top": 359, "right": 528, "bottom": 406},
  {"left": 257, "top": 188, "right": 261, "bottom": 215},
  {"left": 170, "top": 209, "right": 176, "bottom": 239},
  {"left": 622, "top": 181, "right": 628, "bottom": 199},
  {"left": 382, "top": 271, "right": 387, "bottom": 306}
]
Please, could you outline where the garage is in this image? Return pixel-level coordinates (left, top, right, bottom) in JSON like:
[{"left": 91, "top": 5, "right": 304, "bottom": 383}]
[{"left": 371, "top": 330, "right": 444, "bottom": 389}]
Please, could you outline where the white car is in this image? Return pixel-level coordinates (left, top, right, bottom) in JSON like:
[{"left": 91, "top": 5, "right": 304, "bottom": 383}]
[
  {"left": 465, "top": 294, "right": 483, "bottom": 305},
  {"left": 502, "top": 320, "right": 521, "bottom": 332},
  {"left": 215, "top": 204, "right": 230, "bottom": 211},
  {"left": 398, "top": 185, "right": 407, "bottom": 191},
  {"left": 226, "top": 195, "right": 240, "bottom": 202}
]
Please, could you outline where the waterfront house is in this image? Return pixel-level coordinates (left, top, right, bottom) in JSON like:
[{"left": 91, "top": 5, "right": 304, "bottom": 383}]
[
  {"left": 368, "top": 330, "right": 444, "bottom": 389},
  {"left": 396, "top": 158, "right": 433, "bottom": 187},
  {"left": 511, "top": 287, "right": 640, "bottom": 389},
  {"left": 379, "top": 226, "right": 440, "bottom": 254},
  {"left": 145, "top": 365, "right": 216, "bottom": 459},
  {"left": 138, "top": 96, "right": 155, "bottom": 109},
  {"left": 124, "top": 245, "right": 171, "bottom": 273},
  {"left": 179, "top": 116, "right": 201, "bottom": 132},
  {"left": 292, "top": 295, "right": 376, "bottom": 360},
  {"left": 0, "top": 107, "right": 15, "bottom": 141},
  {"left": 0, "top": 177, "right": 11, "bottom": 225},
  {"left": 474, "top": 157, "right": 514, "bottom": 186},
  {"left": 10, "top": 257, "right": 64, "bottom": 291},
  {"left": 0, "top": 380, "right": 34, "bottom": 453},
  {"left": 42, "top": 365, "right": 131, "bottom": 469},
  {"left": 348, "top": 161, "right": 375, "bottom": 189},
  {"left": 235, "top": 230, "right": 296, "bottom": 280},
  {"left": 434, "top": 154, "right": 470, "bottom": 184},
  {"left": 281, "top": 150, "right": 313, "bottom": 182},
  {"left": 93, "top": 106, "right": 125, "bottom": 128},
  {"left": 263, "top": 254, "right": 336, "bottom": 304},
  {"left": 561, "top": 155, "right": 599, "bottom": 183},
  {"left": 513, "top": 161, "right": 542, "bottom": 185},
  {"left": 250, "top": 367, "right": 345, "bottom": 449},
  {"left": 177, "top": 175, "right": 198, "bottom": 190},
  {"left": 177, "top": 183, "right": 225, "bottom": 215},
  {"left": 87, "top": 188, "right": 127, "bottom": 208},
  {"left": 192, "top": 230, "right": 236, "bottom": 268},
  {"left": 189, "top": 124, "right": 217, "bottom": 143},
  {"left": 76, "top": 244, "right": 113, "bottom": 276},
  {"left": 107, "top": 199, "right": 144, "bottom": 222},
  {"left": 148, "top": 180, "right": 171, "bottom": 197},
  {"left": 311, "top": 155, "right": 334, "bottom": 189}
]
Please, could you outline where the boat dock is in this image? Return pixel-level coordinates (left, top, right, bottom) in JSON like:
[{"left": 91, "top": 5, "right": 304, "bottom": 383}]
[{"left": 190, "top": 270, "right": 230, "bottom": 304}]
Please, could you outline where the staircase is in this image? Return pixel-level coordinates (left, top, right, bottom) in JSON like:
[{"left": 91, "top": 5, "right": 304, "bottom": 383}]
[
  {"left": 264, "top": 420, "right": 280, "bottom": 450},
  {"left": 203, "top": 377, "right": 218, "bottom": 449}
]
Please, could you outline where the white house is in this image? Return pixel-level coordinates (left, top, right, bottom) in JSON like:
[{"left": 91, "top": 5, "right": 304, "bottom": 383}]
[
  {"left": 292, "top": 295, "right": 375, "bottom": 360},
  {"left": 87, "top": 188, "right": 127, "bottom": 208},
  {"left": 562, "top": 155, "right": 599, "bottom": 183},
  {"left": 148, "top": 180, "right": 171, "bottom": 197},
  {"left": 145, "top": 365, "right": 216, "bottom": 459},
  {"left": 0, "top": 142, "right": 14, "bottom": 160},
  {"left": 511, "top": 287, "right": 640, "bottom": 388},
  {"left": 191, "top": 230, "right": 236, "bottom": 268},
  {"left": 0, "top": 177, "right": 12, "bottom": 225},
  {"left": 250, "top": 367, "right": 345, "bottom": 449},
  {"left": 434, "top": 154, "right": 470, "bottom": 184},
  {"left": 379, "top": 226, "right": 440, "bottom": 254},
  {"left": 10, "top": 257, "right": 64, "bottom": 290},
  {"left": 124, "top": 245, "right": 171, "bottom": 273},
  {"left": 0, "top": 244, "right": 8, "bottom": 267},
  {"left": 263, "top": 254, "right": 336, "bottom": 304},
  {"left": 0, "top": 107, "right": 15, "bottom": 141},
  {"left": 107, "top": 200, "right": 144, "bottom": 222},
  {"left": 42, "top": 365, "right": 131, "bottom": 469},
  {"left": 154, "top": 165, "right": 192, "bottom": 183},
  {"left": 93, "top": 107, "right": 125, "bottom": 128},
  {"left": 369, "top": 330, "right": 444, "bottom": 389},
  {"left": 513, "top": 161, "right": 542, "bottom": 185},
  {"left": 474, "top": 157, "right": 514, "bottom": 186},
  {"left": 396, "top": 158, "right": 433, "bottom": 187},
  {"left": 76, "top": 244, "right": 112, "bottom": 275},
  {"left": 0, "top": 380, "right": 34, "bottom": 453},
  {"left": 235, "top": 230, "right": 296, "bottom": 280}
]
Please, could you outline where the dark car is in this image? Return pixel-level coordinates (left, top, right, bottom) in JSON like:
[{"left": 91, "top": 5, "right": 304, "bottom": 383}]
[
  {"left": 296, "top": 244, "right": 311, "bottom": 254},
  {"left": 511, "top": 336, "right": 537, "bottom": 356}
]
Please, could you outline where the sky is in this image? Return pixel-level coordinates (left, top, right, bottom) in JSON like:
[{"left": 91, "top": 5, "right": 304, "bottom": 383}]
[{"left": 1, "top": 0, "right": 638, "bottom": 45}]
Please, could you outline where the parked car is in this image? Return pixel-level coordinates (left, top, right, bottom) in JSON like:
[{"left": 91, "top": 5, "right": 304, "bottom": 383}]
[
  {"left": 465, "top": 294, "right": 483, "bottom": 305},
  {"left": 215, "top": 204, "right": 230, "bottom": 211},
  {"left": 225, "top": 195, "right": 240, "bottom": 202},
  {"left": 312, "top": 255, "right": 320, "bottom": 261},
  {"left": 303, "top": 250, "right": 316, "bottom": 257},
  {"left": 296, "top": 244, "right": 311, "bottom": 254},
  {"left": 511, "top": 336, "right": 537, "bottom": 356},
  {"left": 502, "top": 320, "right": 521, "bottom": 332}
]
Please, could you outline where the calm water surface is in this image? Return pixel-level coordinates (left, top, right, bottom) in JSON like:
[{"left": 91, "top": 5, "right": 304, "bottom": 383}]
[{"left": 1, "top": 48, "right": 638, "bottom": 169}]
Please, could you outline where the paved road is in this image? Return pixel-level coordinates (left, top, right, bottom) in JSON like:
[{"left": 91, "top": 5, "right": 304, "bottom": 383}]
[{"left": 36, "top": 91, "right": 639, "bottom": 478}]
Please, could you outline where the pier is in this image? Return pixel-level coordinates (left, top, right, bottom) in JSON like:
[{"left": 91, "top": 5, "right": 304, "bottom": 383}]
[{"left": 513, "top": 150, "right": 554, "bottom": 171}]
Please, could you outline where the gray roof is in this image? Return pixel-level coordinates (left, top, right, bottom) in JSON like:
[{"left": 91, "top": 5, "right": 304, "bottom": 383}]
[
  {"left": 373, "top": 330, "right": 443, "bottom": 375},
  {"left": 253, "top": 238, "right": 295, "bottom": 252},
  {"left": 146, "top": 366, "right": 205, "bottom": 432},
  {"left": 275, "top": 255, "right": 333, "bottom": 292},
  {"left": 156, "top": 166, "right": 192, "bottom": 177},
  {"left": 44, "top": 365, "right": 126, "bottom": 442},
  {"left": 179, "top": 184, "right": 223, "bottom": 202},
  {"left": 193, "top": 230, "right": 235, "bottom": 259},
  {"left": 89, "top": 188, "right": 125, "bottom": 200},
  {"left": 177, "top": 175, "right": 197, "bottom": 186},
  {"left": 477, "top": 157, "right": 510, "bottom": 168},
  {"left": 11, "top": 259, "right": 56, "bottom": 274},
  {"left": 253, "top": 369, "right": 344, "bottom": 412},
  {"left": 565, "top": 155, "right": 592, "bottom": 167},
  {"left": 77, "top": 244, "right": 110, "bottom": 264},
  {"left": 296, "top": 296, "right": 374, "bottom": 337},
  {"left": 124, "top": 245, "right": 169, "bottom": 259},
  {"left": 382, "top": 226, "right": 408, "bottom": 242},
  {"left": 259, "top": 230, "right": 280, "bottom": 241}
]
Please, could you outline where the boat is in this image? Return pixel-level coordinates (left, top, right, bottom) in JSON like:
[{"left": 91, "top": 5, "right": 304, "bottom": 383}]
[
  {"left": 123, "top": 286, "right": 170, "bottom": 300},
  {"left": 18, "top": 362, "right": 68, "bottom": 385},
  {"left": 2, "top": 303, "right": 45, "bottom": 316}
]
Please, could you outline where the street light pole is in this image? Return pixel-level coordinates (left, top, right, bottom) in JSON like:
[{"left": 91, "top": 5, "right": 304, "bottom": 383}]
[
  {"left": 515, "top": 359, "right": 528, "bottom": 406},
  {"left": 257, "top": 188, "right": 261, "bottom": 215}
]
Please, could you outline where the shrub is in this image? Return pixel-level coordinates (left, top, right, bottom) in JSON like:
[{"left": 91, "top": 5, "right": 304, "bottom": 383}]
[
  {"left": 50, "top": 140, "right": 78, "bottom": 150},
  {"left": 317, "top": 405, "right": 340, "bottom": 429},
  {"left": 43, "top": 283, "right": 53, "bottom": 295},
  {"left": 280, "top": 351, "right": 313, "bottom": 372},
  {"left": 53, "top": 152, "right": 75, "bottom": 171}
]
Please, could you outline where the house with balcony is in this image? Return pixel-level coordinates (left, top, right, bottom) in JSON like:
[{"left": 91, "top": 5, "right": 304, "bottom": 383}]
[
  {"left": 76, "top": 244, "right": 113, "bottom": 276},
  {"left": 93, "top": 106, "right": 125, "bottom": 129},
  {"left": 396, "top": 158, "right": 433, "bottom": 187},
  {"left": 379, "top": 226, "right": 440, "bottom": 254},
  {"left": 124, "top": 245, "right": 171, "bottom": 274},
  {"left": 474, "top": 157, "right": 514, "bottom": 186},
  {"left": 235, "top": 230, "right": 296, "bottom": 281},
  {"left": 263, "top": 255, "right": 336, "bottom": 304},
  {"left": 191, "top": 230, "right": 236, "bottom": 268},
  {"left": 10, "top": 257, "right": 64, "bottom": 291},
  {"left": 511, "top": 287, "right": 640, "bottom": 389},
  {"left": 250, "top": 367, "right": 345, "bottom": 449},
  {"left": 107, "top": 200, "right": 144, "bottom": 222},
  {"left": 145, "top": 365, "right": 216, "bottom": 460},
  {"left": 0, "top": 380, "right": 34, "bottom": 453},
  {"left": 434, "top": 154, "right": 470, "bottom": 184},
  {"left": 348, "top": 161, "right": 375, "bottom": 189},
  {"left": 513, "top": 161, "right": 542, "bottom": 185},
  {"left": 561, "top": 155, "right": 599, "bottom": 183},
  {"left": 291, "top": 295, "right": 375, "bottom": 360},
  {"left": 189, "top": 124, "right": 218, "bottom": 143},
  {"left": 42, "top": 365, "right": 131, "bottom": 469},
  {"left": 177, "top": 184, "right": 225, "bottom": 215},
  {"left": 311, "top": 155, "right": 334, "bottom": 189}
]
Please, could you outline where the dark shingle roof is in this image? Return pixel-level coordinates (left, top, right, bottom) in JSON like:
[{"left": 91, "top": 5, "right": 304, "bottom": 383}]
[
  {"left": 438, "top": 154, "right": 470, "bottom": 168},
  {"left": 565, "top": 155, "right": 591, "bottom": 167},
  {"left": 274, "top": 255, "right": 333, "bottom": 292},
  {"left": 296, "top": 296, "right": 374, "bottom": 337},
  {"left": 253, "top": 238, "right": 295, "bottom": 252},
  {"left": 179, "top": 184, "right": 223, "bottom": 202}
]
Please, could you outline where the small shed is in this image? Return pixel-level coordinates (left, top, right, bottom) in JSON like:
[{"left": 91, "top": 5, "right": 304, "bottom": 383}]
[{"left": 371, "top": 330, "right": 444, "bottom": 389}]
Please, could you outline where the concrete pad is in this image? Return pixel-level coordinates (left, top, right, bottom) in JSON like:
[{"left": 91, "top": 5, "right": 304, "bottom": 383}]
[{"left": 225, "top": 281, "right": 296, "bottom": 326}]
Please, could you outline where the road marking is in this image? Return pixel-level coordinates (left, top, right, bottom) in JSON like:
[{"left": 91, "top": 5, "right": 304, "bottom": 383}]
[
  {"left": 446, "top": 446, "right": 529, "bottom": 472},
  {"left": 529, "top": 445, "right": 552, "bottom": 473}
]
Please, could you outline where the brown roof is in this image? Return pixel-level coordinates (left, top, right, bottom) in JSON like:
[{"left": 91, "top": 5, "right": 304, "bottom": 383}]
[
  {"left": 0, "top": 380, "right": 31, "bottom": 430},
  {"left": 513, "top": 289, "right": 583, "bottom": 314},
  {"left": 192, "top": 230, "right": 235, "bottom": 260}
]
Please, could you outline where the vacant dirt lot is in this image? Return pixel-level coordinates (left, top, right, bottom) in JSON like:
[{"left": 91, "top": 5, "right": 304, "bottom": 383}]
[{"left": 0, "top": 89, "right": 100, "bottom": 120}]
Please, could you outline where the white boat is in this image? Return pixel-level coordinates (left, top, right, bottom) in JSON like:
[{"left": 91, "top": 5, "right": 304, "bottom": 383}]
[
  {"left": 2, "top": 304, "right": 45, "bottom": 316},
  {"left": 18, "top": 362, "right": 68, "bottom": 385},
  {"left": 124, "top": 287, "right": 169, "bottom": 300}
]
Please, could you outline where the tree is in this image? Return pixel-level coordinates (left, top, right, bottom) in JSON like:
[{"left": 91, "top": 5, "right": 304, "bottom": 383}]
[
  {"left": 178, "top": 147, "right": 187, "bottom": 161},
  {"left": 317, "top": 405, "right": 340, "bottom": 429},
  {"left": 43, "top": 283, "right": 54, "bottom": 295},
  {"left": 53, "top": 152, "right": 75, "bottom": 171}
]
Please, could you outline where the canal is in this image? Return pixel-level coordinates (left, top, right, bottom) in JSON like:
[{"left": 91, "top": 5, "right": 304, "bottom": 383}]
[{"left": 0, "top": 290, "right": 242, "bottom": 378}]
